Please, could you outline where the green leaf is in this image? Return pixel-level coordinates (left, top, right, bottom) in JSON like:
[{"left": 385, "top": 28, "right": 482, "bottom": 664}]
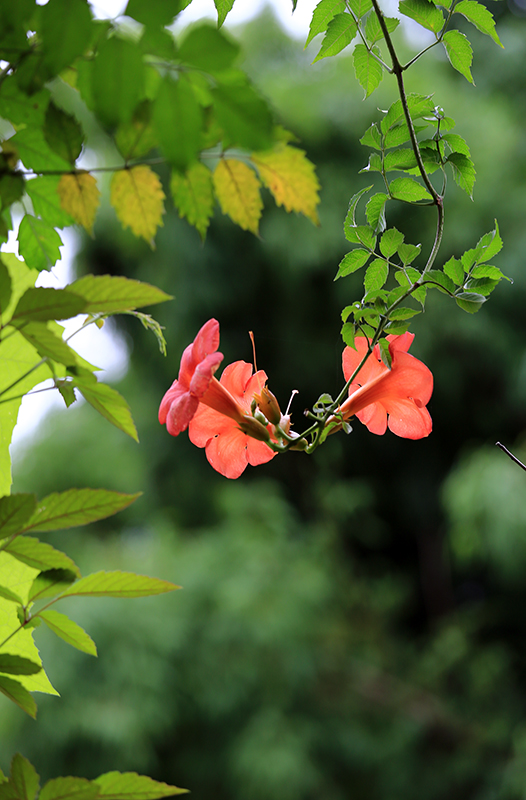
[
  {"left": 381, "top": 94, "right": 435, "bottom": 133},
  {"left": 0, "top": 494, "right": 37, "bottom": 540},
  {"left": 92, "top": 36, "right": 144, "bottom": 127},
  {"left": 6, "top": 537, "right": 80, "bottom": 576},
  {"left": 360, "top": 153, "right": 382, "bottom": 173},
  {"left": 17, "top": 216, "right": 63, "bottom": 272},
  {"left": 389, "top": 306, "right": 420, "bottom": 320},
  {"left": 0, "top": 82, "right": 49, "bottom": 128},
  {"left": 153, "top": 76, "right": 203, "bottom": 171},
  {"left": 0, "top": 259, "right": 12, "bottom": 315},
  {"left": 364, "top": 258, "right": 389, "bottom": 292},
  {"left": 344, "top": 185, "right": 372, "bottom": 242},
  {"left": 383, "top": 148, "right": 418, "bottom": 171},
  {"left": 443, "top": 256, "right": 464, "bottom": 285},
  {"left": 68, "top": 275, "right": 172, "bottom": 314},
  {"left": 0, "top": 676, "right": 36, "bottom": 717},
  {"left": 43, "top": 103, "right": 83, "bottom": 166},
  {"left": 214, "top": 0, "right": 235, "bottom": 27},
  {"left": 453, "top": 0, "right": 502, "bottom": 46},
  {"left": 9, "top": 287, "right": 86, "bottom": 325},
  {"left": 211, "top": 80, "right": 273, "bottom": 151},
  {"left": 58, "top": 571, "right": 180, "bottom": 600},
  {"left": 364, "top": 13, "right": 399, "bottom": 43},
  {"left": 455, "top": 291, "right": 486, "bottom": 313},
  {"left": 18, "top": 321, "right": 79, "bottom": 367},
  {"left": 25, "top": 176, "right": 75, "bottom": 229},
  {"left": 471, "top": 264, "right": 507, "bottom": 280},
  {"left": 353, "top": 44, "right": 383, "bottom": 98},
  {"left": 398, "top": 242, "right": 421, "bottom": 264},
  {"left": 424, "top": 269, "right": 456, "bottom": 293},
  {"left": 313, "top": 13, "right": 357, "bottom": 61},
  {"left": 179, "top": 24, "right": 239, "bottom": 71},
  {"left": 0, "top": 173, "right": 24, "bottom": 210},
  {"left": 10, "top": 127, "right": 71, "bottom": 173},
  {"left": 380, "top": 228, "right": 404, "bottom": 258},
  {"left": 335, "top": 249, "right": 371, "bottom": 280},
  {"left": 74, "top": 379, "right": 138, "bottom": 441},
  {"left": 23, "top": 488, "right": 141, "bottom": 534},
  {"left": 40, "top": 779, "right": 98, "bottom": 800},
  {"left": 114, "top": 101, "right": 157, "bottom": 161},
  {"left": 28, "top": 569, "right": 77, "bottom": 602},
  {"left": 0, "top": 655, "right": 41, "bottom": 676},
  {"left": 365, "top": 192, "right": 387, "bottom": 231},
  {"left": 360, "top": 123, "right": 382, "bottom": 150},
  {"left": 305, "top": 0, "right": 346, "bottom": 46},
  {"left": 442, "top": 30, "right": 474, "bottom": 84},
  {"left": 447, "top": 152, "right": 476, "bottom": 197},
  {"left": 355, "top": 225, "right": 376, "bottom": 250},
  {"left": 125, "top": 0, "right": 187, "bottom": 28},
  {"left": 40, "top": 0, "right": 93, "bottom": 78},
  {"left": 465, "top": 276, "right": 499, "bottom": 296},
  {"left": 341, "top": 321, "right": 356, "bottom": 348},
  {"left": 0, "top": 586, "right": 24, "bottom": 605},
  {"left": 442, "top": 133, "right": 471, "bottom": 156},
  {"left": 475, "top": 221, "right": 503, "bottom": 263},
  {"left": 383, "top": 123, "right": 412, "bottom": 149},
  {"left": 389, "top": 177, "right": 432, "bottom": 202},
  {"left": 170, "top": 162, "right": 214, "bottom": 240},
  {"left": 399, "top": 0, "right": 444, "bottom": 32},
  {"left": 39, "top": 610, "right": 97, "bottom": 657},
  {"left": 347, "top": 0, "right": 373, "bottom": 16},
  {"left": 94, "top": 772, "right": 187, "bottom": 800}
]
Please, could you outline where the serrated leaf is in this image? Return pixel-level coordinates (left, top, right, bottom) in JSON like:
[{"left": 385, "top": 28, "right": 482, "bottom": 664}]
[
  {"left": 0, "top": 586, "right": 24, "bottom": 604},
  {"left": 389, "top": 306, "right": 420, "bottom": 320},
  {"left": 384, "top": 148, "right": 418, "bottom": 171},
  {"left": 380, "top": 228, "right": 404, "bottom": 258},
  {"left": 18, "top": 322, "right": 79, "bottom": 367},
  {"left": 0, "top": 676, "right": 36, "bottom": 717},
  {"left": 94, "top": 772, "right": 187, "bottom": 799},
  {"left": 170, "top": 162, "right": 214, "bottom": 239},
  {"left": 443, "top": 255, "right": 464, "bottom": 285},
  {"left": 22, "top": 488, "right": 141, "bottom": 534},
  {"left": 360, "top": 153, "right": 383, "bottom": 173},
  {"left": 25, "top": 176, "right": 75, "bottom": 229},
  {"left": 383, "top": 123, "right": 412, "bottom": 149},
  {"left": 110, "top": 166, "right": 165, "bottom": 246},
  {"left": 10, "top": 128, "right": 70, "bottom": 173},
  {"left": 365, "top": 192, "right": 387, "bottom": 231},
  {"left": 455, "top": 291, "right": 486, "bottom": 313},
  {"left": 364, "top": 13, "right": 399, "bottom": 43},
  {"left": 441, "top": 133, "right": 470, "bottom": 156},
  {"left": 126, "top": 0, "right": 189, "bottom": 27},
  {"left": 442, "top": 30, "right": 474, "bottom": 83},
  {"left": 214, "top": 0, "right": 235, "bottom": 26},
  {"left": 305, "top": 0, "right": 346, "bottom": 46},
  {"left": 0, "top": 495, "right": 37, "bottom": 540},
  {"left": 353, "top": 44, "right": 383, "bottom": 98},
  {"left": 355, "top": 225, "right": 376, "bottom": 250},
  {"left": 341, "top": 321, "right": 356, "bottom": 348},
  {"left": 58, "top": 571, "right": 180, "bottom": 599},
  {"left": 364, "top": 258, "right": 389, "bottom": 292},
  {"left": 9, "top": 288, "right": 86, "bottom": 325},
  {"left": 313, "top": 13, "right": 357, "bottom": 61},
  {"left": 71, "top": 379, "right": 139, "bottom": 441},
  {"left": 28, "top": 569, "right": 77, "bottom": 602},
  {"left": 17, "top": 216, "right": 62, "bottom": 272},
  {"left": 389, "top": 177, "right": 432, "bottom": 202},
  {"left": 5, "top": 537, "right": 80, "bottom": 576},
  {"left": 360, "top": 123, "right": 382, "bottom": 150},
  {"left": 470, "top": 264, "right": 506, "bottom": 280},
  {"left": 344, "top": 185, "right": 372, "bottom": 242},
  {"left": 447, "top": 152, "right": 476, "bottom": 197},
  {"left": 213, "top": 159, "right": 262, "bottom": 234},
  {"left": 211, "top": 80, "right": 273, "bottom": 152},
  {"left": 251, "top": 143, "right": 320, "bottom": 225},
  {"left": 39, "top": 610, "right": 97, "bottom": 656},
  {"left": 335, "top": 249, "right": 371, "bottom": 280},
  {"left": 69, "top": 275, "right": 171, "bottom": 314},
  {"left": 399, "top": 0, "right": 444, "bottom": 32},
  {"left": 398, "top": 242, "right": 421, "bottom": 264},
  {"left": 475, "top": 221, "right": 502, "bottom": 263},
  {"left": 347, "top": 0, "right": 373, "bottom": 16},
  {"left": 179, "top": 23, "right": 240, "bottom": 71},
  {"left": 465, "top": 276, "right": 499, "bottom": 296},
  {"left": 40, "top": 0, "right": 93, "bottom": 78},
  {"left": 381, "top": 94, "right": 435, "bottom": 133},
  {"left": 40, "top": 779, "right": 99, "bottom": 800},
  {"left": 424, "top": 269, "right": 456, "bottom": 293},
  {"left": 0, "top": 82, "right": 49, "bottom": 128},
  {"left": 57, "top": 172, "right": 101, "bottom": 235},
  {"left": 43, "top": 103, "right": 83, "bottom": 165},
  {"left": 0, "top": 655, "right": 41, "bottom": 676},
  {"left": 153, "top": 76, "right": 203, "bottom": 172},
  {"left": 114, "top": 101, "right": 157, "bottom": 161},
  {"left": 453, "top": 0, "right": 502, "bottom": 45},
  {"left": 92, "top": 36, "right": 144, "bottom": 128}
]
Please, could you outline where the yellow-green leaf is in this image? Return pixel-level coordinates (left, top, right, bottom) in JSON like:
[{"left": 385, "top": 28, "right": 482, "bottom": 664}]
[
  {"left": 170, "top": 162, "right": 214, "bottom": 239},
  {"left": 39, "top": 610, "right": 97, "bottom": 656},
  {"left": 251, "top": 144, "right": 320, "bottom": 225},
  {"left": 212, "top": 159, "right": 262, "bottom": 235},
  {"left": 57, "top": 570, "right": 180, "bottom": 599},
  {"left": 110, "top": 165, "right": 165, "bottom": 246},
  {"left": 57, "top": 172, "right": 101, "bottom": 235}
]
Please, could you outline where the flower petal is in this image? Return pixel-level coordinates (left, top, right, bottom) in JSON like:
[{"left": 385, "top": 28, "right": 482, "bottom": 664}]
[{"left": 203, "top": 426, "right": 250, "bottom": 479}]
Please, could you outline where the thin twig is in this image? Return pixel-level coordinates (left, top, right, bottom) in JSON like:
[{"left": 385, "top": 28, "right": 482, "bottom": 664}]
[{"left": 496, "top": 442, "right": 526, "bottom": 473}]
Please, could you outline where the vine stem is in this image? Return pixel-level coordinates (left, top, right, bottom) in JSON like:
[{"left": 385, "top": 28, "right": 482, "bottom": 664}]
[{"left": 496, "top": 442, "right": 526, "bottom": 472}]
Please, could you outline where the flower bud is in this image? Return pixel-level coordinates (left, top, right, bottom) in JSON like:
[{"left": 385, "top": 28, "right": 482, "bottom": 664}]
[
  {"left": 238, "top": 414, "right": 271, "bottom": 442},
  {"left": 254, "top": 386, "right": 282, "bottom": 425}
]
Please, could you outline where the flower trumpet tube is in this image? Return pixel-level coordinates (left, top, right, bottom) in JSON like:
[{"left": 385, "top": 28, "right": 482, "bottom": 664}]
[
  {"left": 333, "top": 333, "right": 433, "bottom": 439},
  {"left": 189, "top": 361, "right": 277, "bottom": 479}
]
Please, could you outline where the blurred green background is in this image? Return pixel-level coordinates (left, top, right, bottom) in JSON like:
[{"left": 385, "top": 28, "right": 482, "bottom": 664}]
[{"left": 2, "top": 5, "right": 526, "bottom": 798}]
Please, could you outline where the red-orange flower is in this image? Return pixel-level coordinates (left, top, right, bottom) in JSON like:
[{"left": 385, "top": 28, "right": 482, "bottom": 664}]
[
  {"left": 189, "top": 361, "right": 277, "bottom": 479},
  {"left": 158, "top": 318, "right": 224, "bottom": 436},
  {"left": 339, "top": 332, "right": 433, "bottom": 439}
]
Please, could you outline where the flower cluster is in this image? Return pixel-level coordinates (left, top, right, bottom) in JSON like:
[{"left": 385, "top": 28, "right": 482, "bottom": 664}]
[{"left": 159, "top": 320, "right": 433, "bottom": 478}]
